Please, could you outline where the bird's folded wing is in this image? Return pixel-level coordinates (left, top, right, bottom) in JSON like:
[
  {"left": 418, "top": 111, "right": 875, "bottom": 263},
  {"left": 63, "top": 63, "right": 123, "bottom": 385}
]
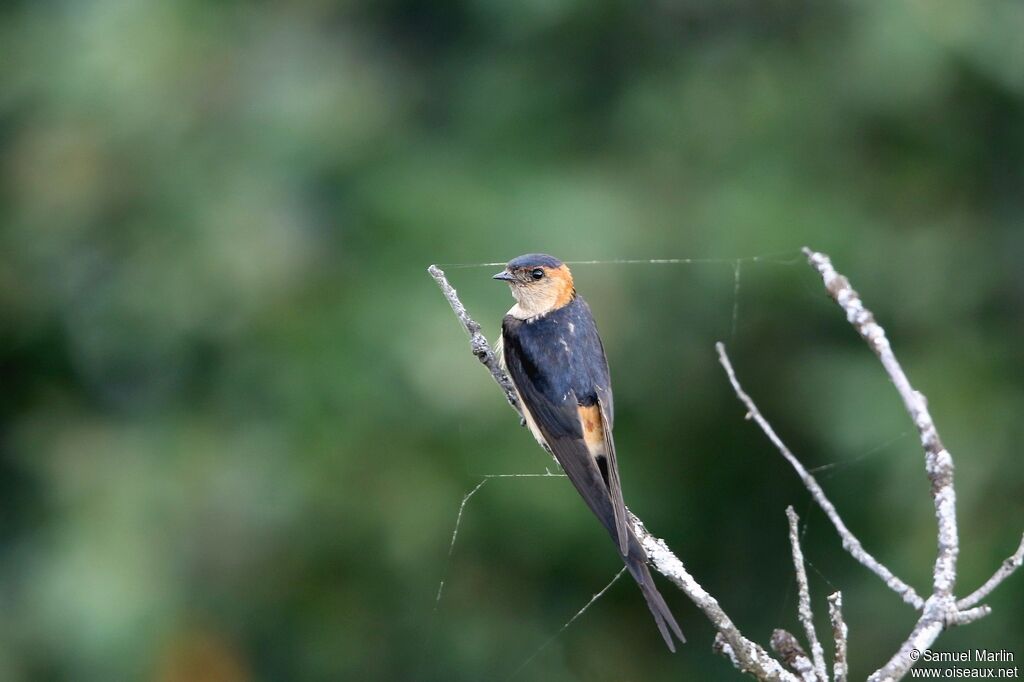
[
  {"left": 596, "top": 386, "right": 629, "bottom": 556},
  {"left": 502, "top": 327, "right": 627, "bottom": 550},
  {"left": 541, "top": 423, "right": 621, "bottom": 546}
]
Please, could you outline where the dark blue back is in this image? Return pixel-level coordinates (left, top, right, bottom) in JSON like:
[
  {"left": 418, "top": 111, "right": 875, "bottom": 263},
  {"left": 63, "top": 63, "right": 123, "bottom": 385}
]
[{"left": 502, "top": 295, "right": 613, "bottom": 438}]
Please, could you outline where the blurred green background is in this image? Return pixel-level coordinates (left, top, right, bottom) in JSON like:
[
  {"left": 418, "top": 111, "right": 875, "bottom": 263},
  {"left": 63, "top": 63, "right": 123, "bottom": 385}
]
[{"left": 2, "top": 1, "right": 1022, "bottom": 680}]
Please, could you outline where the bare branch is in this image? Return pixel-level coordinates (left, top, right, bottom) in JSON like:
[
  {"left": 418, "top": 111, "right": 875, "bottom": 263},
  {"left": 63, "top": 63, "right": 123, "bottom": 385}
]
[
  {"left": 712, "top": 634, "right": 744, "bottom": 670},
  {"left": 799, "top": 248, "right": 1008, "bottom": 681},
  {"left": 786, "top": 507, "right": 827, "bottom": 682},
  {"left": 727, "top": 248, "right": 1019, "bottom": 681},
  {"left": 957, "top": 532, "right": 1024, "bottom": 609},
  {"left": 827, "top": 592, "right": 847, "bottom": 682},
  {"left": 428, "top": 265, "right": 523, "bottom": 419},
  {"left": 868, "top": 599, "right": 946, "bottom": 682},
  {"left": 770, "top": 629, "right": 819, "bottom": 682},
  {"left": 953, "top": 605, "right": 992, "bottom": 626},
  {"left": 802, "top": 248, "right": 958, "bottom": 599},
  {"left": 716, "top": 342, "right": 924, "bottom": 609}
]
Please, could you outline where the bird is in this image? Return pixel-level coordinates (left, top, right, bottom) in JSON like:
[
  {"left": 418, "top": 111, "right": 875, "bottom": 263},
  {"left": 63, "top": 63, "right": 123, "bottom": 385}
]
[{"left": 494, "top": 253, "right": 685, "bottom": 651}]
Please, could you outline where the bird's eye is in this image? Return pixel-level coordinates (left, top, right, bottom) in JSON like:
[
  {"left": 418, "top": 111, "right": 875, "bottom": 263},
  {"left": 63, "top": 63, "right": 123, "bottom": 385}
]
[{"left": 531, "top": 268, "right": 545, "bottom": 280}]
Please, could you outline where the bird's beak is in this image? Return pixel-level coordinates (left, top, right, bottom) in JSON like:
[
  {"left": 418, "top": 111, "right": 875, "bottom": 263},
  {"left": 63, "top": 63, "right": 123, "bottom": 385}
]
[{"left": 492, "top": 270, "right": 515, "bottom": 282}]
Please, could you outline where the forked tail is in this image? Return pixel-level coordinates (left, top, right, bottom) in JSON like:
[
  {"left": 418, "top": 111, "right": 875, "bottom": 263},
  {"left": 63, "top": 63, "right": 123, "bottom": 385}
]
[{"left": 624, "top": 530, "right": 686, "bottom": 651}]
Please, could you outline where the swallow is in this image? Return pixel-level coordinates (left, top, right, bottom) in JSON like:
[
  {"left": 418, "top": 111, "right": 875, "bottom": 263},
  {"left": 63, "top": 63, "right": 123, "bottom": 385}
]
[{"left": 494, "top": 253, "right": 685, "bottom": 651}]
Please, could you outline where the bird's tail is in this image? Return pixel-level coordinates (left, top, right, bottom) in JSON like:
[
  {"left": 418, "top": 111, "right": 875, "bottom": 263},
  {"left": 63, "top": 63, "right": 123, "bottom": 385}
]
[{"left": 624, "top": 529, "right": 686, "bottom": 652}]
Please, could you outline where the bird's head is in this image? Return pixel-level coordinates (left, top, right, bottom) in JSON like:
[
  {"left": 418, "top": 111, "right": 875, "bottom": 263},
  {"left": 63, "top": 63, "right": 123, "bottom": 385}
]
[{"left": 493, "top": 253, "right": 575, "bottom": 318}]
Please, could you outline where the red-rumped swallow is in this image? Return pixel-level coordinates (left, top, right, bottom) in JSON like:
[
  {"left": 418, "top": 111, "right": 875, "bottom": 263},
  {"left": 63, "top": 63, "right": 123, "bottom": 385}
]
[{"left": 494, "top": 253, "right": 685, "bottom": 651}]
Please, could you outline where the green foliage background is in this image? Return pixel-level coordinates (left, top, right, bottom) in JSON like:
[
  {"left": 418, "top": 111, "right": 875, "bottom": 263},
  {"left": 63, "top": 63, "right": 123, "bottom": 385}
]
[{"left": 1, "top": 1, "right": 1022, "bottom": 680}]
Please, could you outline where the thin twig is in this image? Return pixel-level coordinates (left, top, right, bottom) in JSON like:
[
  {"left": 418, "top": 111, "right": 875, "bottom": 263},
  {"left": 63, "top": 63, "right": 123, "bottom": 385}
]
[
  {"left": 787, "top": 507, "right": 827, "bottom": 682},
  {"left": 869, "top": 604, "right": 945, "bottom": 682},
  {"left": 957, "top": 532, "right": 1024, "bottom": 609},
  {"left": 827, "top": 592, "right": 847, "bottom": 682},
  {"left": 428, "top": 265, "right": 523, "bottom": 418},
  {"left": 954, "top": 605, "right": 992, "bottom": 625},
  {"left": 801, "top": 248, "right": 967, "bottom": 682},
  {"left": 799, "top": 249, "right": 1023, "bottom": 680},
  {"left": 715, "top": 342, "right": 924, "bottom": 609},
  {"left": 803, "top": 248, "right": 959, "bottom": 600}
]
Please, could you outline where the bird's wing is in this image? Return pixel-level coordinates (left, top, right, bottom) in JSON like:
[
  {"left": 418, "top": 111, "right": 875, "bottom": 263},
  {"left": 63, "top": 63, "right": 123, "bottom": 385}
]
[
  {"left": 586, "top": 304, "right": 625, "bottom": 554},
  {"left": 529, "top": 394, "right": 623, "bottom": 551},
  {"left": 503, "top": 332, "right": 628, "bottom": 555},
  {"left": 595, "top": 384, "right": 628, "bottom": 556}
]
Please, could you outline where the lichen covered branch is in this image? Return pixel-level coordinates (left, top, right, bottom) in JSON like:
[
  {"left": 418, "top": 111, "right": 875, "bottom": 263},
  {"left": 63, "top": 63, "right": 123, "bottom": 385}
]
[
  {"left": 716, "top": 342, "right": 924, "bottom": 609},
  {"left": 957, "top": 532, "right": 1024, "bottom": 609},
  {"left": 802, "top": 248, "right": 959, "bottom": 599},
  {"left": 800, "top": 248, "right": 1017, "bottom": 682},
  {"left": 786, "top": 507, "right": 827, "bottom": 682},
  {"left": 428, "top": 265, "right": 522, "bottom": 418},
  {"left": 827, "top": 592, "right": 847, "bottom": 682},
  {"left": 770, "top": 629, "right": 819, "bottom": 682},
  {"left": 716, "top": 249, "right": 1020, "bottom": 681}
]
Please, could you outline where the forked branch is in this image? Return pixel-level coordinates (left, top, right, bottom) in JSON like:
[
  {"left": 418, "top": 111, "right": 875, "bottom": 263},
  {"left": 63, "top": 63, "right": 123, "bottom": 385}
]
[
  {"left": 715, "top": 343, "right": 924, "bottom": 609},
  {"left": 787, "top": 507, "right": 827, "bottom": 682},
  {"left": 716, "top": 249, "right": 1023, "bottom": 680}
]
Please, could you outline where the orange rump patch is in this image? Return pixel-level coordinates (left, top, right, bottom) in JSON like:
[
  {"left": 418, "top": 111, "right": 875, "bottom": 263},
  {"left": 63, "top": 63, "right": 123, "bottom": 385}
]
[{"left": 577, "top": 404, "right": 606, "bottom": 454}]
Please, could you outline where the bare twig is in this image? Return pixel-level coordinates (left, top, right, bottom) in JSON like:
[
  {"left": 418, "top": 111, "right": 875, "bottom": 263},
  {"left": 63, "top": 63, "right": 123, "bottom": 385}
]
[
  {"left": 717, "top": 249, "right": 1021, "bottom": 681},
  {"left": 771, "top": 629, "right": 819, "bottom": 682},
  {"left": 869, "top": 605, "right": 945, "bottom": 682},
  {"left": 786, "top": 507, "right": 827, "bottom": 682},
  {"left": 802, "top": 248, "right": 960, "bottom": 602},
  {"left": 428, "top": 265, "right": 523, "bottom": 418},
  {"left": 827, "top": 593, "right": 847, "bottom": 682},
  {"left": 801, "top": 249, "right": 959, "bottom": 682},
  {"left": 957, "top": 532, "right": 1024, "bottom": 609},
  {"left": 799, "top": 248, "right": 1019, "bottom": 682},
  {"left": 716, "top": 342, "right": 924, "bottom": 609},
  {"left": 954, "top": 605, "right": 992, "bottom": 625}
]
